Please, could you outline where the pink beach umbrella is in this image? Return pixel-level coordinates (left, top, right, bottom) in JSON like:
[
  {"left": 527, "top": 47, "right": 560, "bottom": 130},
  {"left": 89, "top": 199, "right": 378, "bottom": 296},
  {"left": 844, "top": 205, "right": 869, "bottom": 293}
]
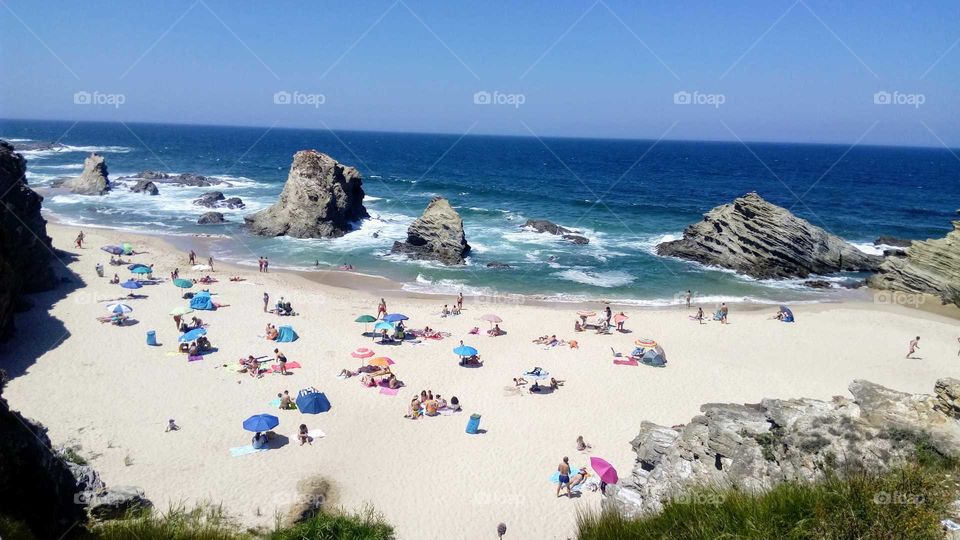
[
  {"left": 480, "top": 313, "right": 502, "bottom": 327},
  {"left": 613, "top": 313, "right": 628, "bottom": 324},
  {"left": 351, "top": 347, "right": 375, "bottom": 359},
  {"left": 590, "top": 456, "right": 619, "bottom": 484}
]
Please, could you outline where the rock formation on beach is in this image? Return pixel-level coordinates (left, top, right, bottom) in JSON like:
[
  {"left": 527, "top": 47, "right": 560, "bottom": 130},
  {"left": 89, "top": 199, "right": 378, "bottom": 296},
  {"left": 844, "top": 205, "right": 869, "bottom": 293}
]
[
  {"left": 63, "top": 153, "right": 110, "bottom": 195},
  {"left": 193, "top": 191, "right": 244, "bottom": 209},
  {"left": 656, "top": 192, "right": 882, "bottom": 279},
  {"left": 0, "top": 140, "right": 56, "bottom": 340},
  {"left": 130, "top": 179, "right": 159, "bottom": 195},
  {"left": 391, "top": 197, "right": 470, "bottom": 265},
  {"left": 868, "top": 210, "right": 960, "bottom": 307},
  {"left": 604, "top": 378, "right": 960, "bottom": 518},
  {"left": 245, "top": 150, "right": 368, "bottom": 238}
]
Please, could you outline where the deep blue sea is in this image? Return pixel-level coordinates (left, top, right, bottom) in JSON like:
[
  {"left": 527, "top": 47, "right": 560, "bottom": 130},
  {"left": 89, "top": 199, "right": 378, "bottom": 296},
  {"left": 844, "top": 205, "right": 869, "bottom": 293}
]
[{"left": 3, "top": 118, "right": 959, "bottom": 305}]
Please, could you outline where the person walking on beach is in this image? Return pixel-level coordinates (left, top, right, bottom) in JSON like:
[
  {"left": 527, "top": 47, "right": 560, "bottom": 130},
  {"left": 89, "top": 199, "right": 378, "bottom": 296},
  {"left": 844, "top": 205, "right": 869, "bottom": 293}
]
[
  {"left": 263, "top": 257, "right": 269, "bottom": 273},
  {"left": 457, "top": 293, "right": 464, "bottom": 312},
  {"left": 557, "top": 457, "right": 572, "bottom": 497},
  {"left": 685, "top": 290, "right": 692, "bottom": 309},
  {"left": 274, "top": 348, "right": 288, "bottom": 375},
  {"left": 696, "top": 307, "right": 704, "bottom": 324},
  {"left": 377, "top": 298, "right": 387, "bottom": 319},
  {"left": 75, "top": 230, "right": 85, "bottom": 248},
  {"left": 907, "top": 336, "right": 920, "bottom": 359},
  {"left": 188, "top": 250, "right": 196, "bottom": 265},
  {"left": 208, "top": 256, "right": 214, "bottom": 271},
  {"left": 604, "top": 306, "right": 612, "bottom": 327},
  {"left": 258, "top": 257, "right": 264, "bottom": 272},
  {"left": 263, "top": 292, "right": 269, "bottom": 313},
  {"left": 720, "top": 303, "right": 729, "bottom": 324}
]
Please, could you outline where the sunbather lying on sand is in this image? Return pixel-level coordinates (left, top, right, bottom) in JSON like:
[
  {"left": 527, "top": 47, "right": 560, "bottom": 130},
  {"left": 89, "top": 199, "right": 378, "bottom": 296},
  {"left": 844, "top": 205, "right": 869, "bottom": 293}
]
[
  {"left": 229, "top": 276, "right": 244, "bottom": 282},
  {"left": 338, "top": 369, "right": 357, "bottom": 378},
  {"left": 532, "top": 335, "right": 550, "bottom": 344},
  {"left": 459, "top": 355, "right": 482, "bottom": 367},
  {"left": 487, "top": 324, "right": 504, "bottom": 337},
  {"left": 513, "top": 377, "right": 528, "bottom": 386}
]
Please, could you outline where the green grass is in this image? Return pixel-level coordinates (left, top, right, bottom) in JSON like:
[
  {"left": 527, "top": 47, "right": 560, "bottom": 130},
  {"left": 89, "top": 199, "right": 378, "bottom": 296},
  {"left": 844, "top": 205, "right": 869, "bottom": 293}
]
[
  {"left": 269, "top": 506, "right": 394, "bottom": 540},
  {"left": 576, "top": 462, "right": 956, "bottom": 540}
]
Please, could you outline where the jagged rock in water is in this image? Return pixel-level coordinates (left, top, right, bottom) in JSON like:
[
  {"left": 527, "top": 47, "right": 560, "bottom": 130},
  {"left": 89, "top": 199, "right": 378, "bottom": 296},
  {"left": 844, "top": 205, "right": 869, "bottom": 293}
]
[
  {"left": 193, "top": 191, "right": 225, "bottom": 207},
  {"left": 523, "top": 219, "right": 572, "bottom": 235},
  {"left": 657, "top": 192, "right": 882, "bottom": 279},
  {"left": 118, "top": 171, "right": 224, "bottom": 187},
  {"left": 10, "top": 141, "right": 67, "bottom": 152},
  {"left": 391, "top": 197, "right": 470, "bottom": 265},
  {"left": 803, "top": 280, "right": 832, "bottom": 289},
  {"left": 0, "top": 140, "right": 56, "bottom": 340},
  {"left": 130, "top": 179, "right": 159, "bottom": 195},
  {"left": 222, "top": 197, "right": 244, "bottom": 209},
  {"left": 604, "top": 378, "right": 960, "bottom": 518},
  {"left": 868, "top": 211, "right": 960, "bottom": 307},
  {"left": 63, "top": 153, "right": 110, "bottom": 195},
  {"left": 874, "top": 236, "right": 912, "bottom": 248},
  {"left": 486, "top": 261, "right": 511, "bottom": 269},
  {"left": 562, "top": 234, "right": 589, "bottom": 245},
  {"left": 245, "top": 150, "right": 368, "bottom": 238},
  {"left": 197, "top": 212, "right": 225, "bottom": 224}
]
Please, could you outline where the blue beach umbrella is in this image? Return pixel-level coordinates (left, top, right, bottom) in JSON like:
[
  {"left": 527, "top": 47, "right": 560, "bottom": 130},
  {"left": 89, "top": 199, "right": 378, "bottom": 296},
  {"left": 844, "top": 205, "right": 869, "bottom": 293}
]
[
  {"left": 296, "top": 392, "right": 332, "bottom": 414},
  {"left": 242, "top": 414, "right": 279, "bottom": 432},
  {"left": 101, "top": 245, "right": 123, "bottom": 255},
  {"left": 453, "top": 345, "right": 478, "bottom": 357},
  {"left": 127, "top": 263, "right": 150, "bottom": 271},
  {"left": 373, "top": 321, "right": 395, "bottom": 332},
  {"left": 106, "top": 303, "right": 133, "bottom": 314},
  {"left": 120, "top": 280, "right": 142, "bottom": 289},
  {"left": 383, "top": 313, "right": 408, "bottom": 322},
  {"left": 178, "top": 327, "right": 207, "bottom": 342},
  {"left": 131, "top": 266, "right": 152, "bottom": 275}
]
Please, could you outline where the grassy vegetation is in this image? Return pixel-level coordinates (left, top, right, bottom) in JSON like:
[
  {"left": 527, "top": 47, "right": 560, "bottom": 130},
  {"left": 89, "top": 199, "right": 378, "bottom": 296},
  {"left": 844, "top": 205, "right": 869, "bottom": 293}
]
[
  {"left": 268, "top": 506, "right": 394, "bottom": 540},
  {"left": 576, "top": 458, "right": 957, "bottom": 540}
]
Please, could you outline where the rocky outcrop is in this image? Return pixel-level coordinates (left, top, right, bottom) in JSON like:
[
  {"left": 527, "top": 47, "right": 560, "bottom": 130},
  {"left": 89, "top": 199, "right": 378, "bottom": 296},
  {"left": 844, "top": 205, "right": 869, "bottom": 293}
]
[
  {"left": 245, "top": 150, "right": 368, "bottom": 238},
  {"left": 192, "top": 191, "right": 244, "bottom": 209},
  {"left": 0, "top": 140, "right": 56, "bottom": 340},
  {"left": 63, "top": 153, "right": 110, "bottom": 195},
  {"left": 197, "top": 212, "right": 225, "bottom": 225},
  {"left": 391, "top": 197, "right": 470, "bottom": 265},
  {"left": 868, "top": 211, "right": 960, "bottom": 307},
  {"left": 523, "top": 219, "right": 572, "bottom": 235},
  {"left": 118, "top": 171, "right": 224, "bottom": 187},
  {"left": 657, "top": 192, "right": 882, "bottom": 279},
  {"left": 486, "top": 261, "right": 511, "bottom": 269},
  {"left": 874, "top": 236, "right": 912, "bottom": 248},
  {"left": 563, "top": 234, "right": 589, "bottom": 245},
  {"left": 604, "top": 378, "right": 960, "bottom": 518},
  {"left": 130, "top": 180, "right": 159, "bottom": 195},
  {"left": 10, "top": 141, "right": 68, "bottom": 153}
]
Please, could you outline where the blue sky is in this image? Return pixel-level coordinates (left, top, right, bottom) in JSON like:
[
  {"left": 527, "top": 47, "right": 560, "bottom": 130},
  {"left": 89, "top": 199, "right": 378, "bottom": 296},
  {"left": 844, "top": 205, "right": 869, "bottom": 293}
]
[{"left": 1, "top": 0, "right": 958, "bottom": 146}]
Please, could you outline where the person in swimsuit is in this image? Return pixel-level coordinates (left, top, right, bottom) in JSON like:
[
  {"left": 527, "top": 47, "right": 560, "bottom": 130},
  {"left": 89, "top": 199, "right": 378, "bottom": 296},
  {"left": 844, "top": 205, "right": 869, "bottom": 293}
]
[
  {"left": 274, "top": 348, "right": 288, "bottom": 374},
  {"left": 557, "top": 457, "right": 572, "bottom": 497}
]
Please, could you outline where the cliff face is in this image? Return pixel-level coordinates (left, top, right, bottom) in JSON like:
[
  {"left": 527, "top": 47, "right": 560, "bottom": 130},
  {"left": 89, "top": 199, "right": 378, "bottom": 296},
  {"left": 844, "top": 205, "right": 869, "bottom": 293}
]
[
  {"left": 245, "top": 150, "right": 368, "bottom": 238},
  {"left": 657, "top": 192, "right": 882, "bottom": 279},
  {"left": 605, "top": 378, "right": 960, "bottom": 518},
  {"left": 0, "top": 140, "right": 56, "bottom": 340},
  {"left": 868, "top": 211, "right": 960, "bottom": 307},
  {"left": 391, "top": 197, "right": 471, "bottom": 265}
]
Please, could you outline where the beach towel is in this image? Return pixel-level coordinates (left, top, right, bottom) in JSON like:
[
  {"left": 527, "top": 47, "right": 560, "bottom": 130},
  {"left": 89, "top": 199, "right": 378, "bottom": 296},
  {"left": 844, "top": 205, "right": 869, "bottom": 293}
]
[
  {"left": 188, "top": 354, "right": 203, "bottom": 362},
  {"left": 614, "top": 358, "right": 639, "bottom": 366},
  {"left": 276, "top": 325, "right": 299, "bottom": 342},
  {"left": 229, "top": 445, "right": 266, "bottom": 457},
  {"left": 438, "top": 408, "right": 461, "bottom": 416},
  {"left": 379, "top": 387, "right": 399, "bottom": 396},
  {"left": 269, "top": 361, "right": 301, "bottom": 372},
  {"left": 291, "top": 429, "right": 326, "bottom": 440},
  {"left": 549, "top": 467, "right": 582, "bottom": 483}
]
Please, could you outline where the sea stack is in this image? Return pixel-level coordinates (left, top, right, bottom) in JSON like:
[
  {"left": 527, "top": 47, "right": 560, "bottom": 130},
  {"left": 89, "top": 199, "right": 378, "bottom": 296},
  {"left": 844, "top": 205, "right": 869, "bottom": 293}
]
[
  {"left": 244, "top": 150, "right": 368, "bottom": 238},
  {"left": 391, "top": 197, "right": 470, "bottom": 265},
  {"left": 868, "top": 210, "right": 960, "bottom": 306},
  {"left": 64, "top": 153, "right": 110, "bottom": 195},
  {"left": 656, "top": 192, "right": 882, "bottom": 279}
]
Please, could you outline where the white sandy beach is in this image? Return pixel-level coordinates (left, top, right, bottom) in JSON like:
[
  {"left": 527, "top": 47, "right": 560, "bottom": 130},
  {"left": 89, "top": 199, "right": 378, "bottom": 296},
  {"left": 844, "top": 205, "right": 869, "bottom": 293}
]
[{"left": 3, "top": 223, "right": 960, "bottom": 540}]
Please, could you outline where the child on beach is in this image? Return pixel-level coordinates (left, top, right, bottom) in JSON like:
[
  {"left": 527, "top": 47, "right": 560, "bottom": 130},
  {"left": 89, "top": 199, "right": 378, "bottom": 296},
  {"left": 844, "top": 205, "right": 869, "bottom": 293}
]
[
  {"left": 298, "top": 424, "right": 310, "bottom": 445},
  {"left": 907, "top": 336, "right": 920, "bottom": 359},
  {"left": 165, "top": 419, "right": 179, "bottom": 432}
]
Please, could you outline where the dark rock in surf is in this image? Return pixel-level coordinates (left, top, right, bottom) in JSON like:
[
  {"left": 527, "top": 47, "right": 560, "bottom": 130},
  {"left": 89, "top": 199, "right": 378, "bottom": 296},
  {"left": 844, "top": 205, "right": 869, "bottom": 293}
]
[
  {"left": 874, "top": 236, "right": 912, "bottom": 248},
  {"left": 486, "top": 261, "right": 511, "bottom": 269},
  {"left": 523, "top": 219, "right": 572, "bottom": 235},
  {"left": 391, "top": 197, "right": 470, "bottom": 265},
  {"left": 130, "top": 180, "right": 159, "bottom": 195},
  {"left": 193, "top": 191, "right": 225, "bottom": 207},
  {"left": 803, "top": 280, "right": 832, "bottom": 289},
  {"left": 197, "top": 212, "right": 225, "bottom": 225},
  {"left": 562, "top": 234, "right": 589, "bottom": 245},
  {"left": 118, "top": 171, "right": 224, "bottom": 187}
]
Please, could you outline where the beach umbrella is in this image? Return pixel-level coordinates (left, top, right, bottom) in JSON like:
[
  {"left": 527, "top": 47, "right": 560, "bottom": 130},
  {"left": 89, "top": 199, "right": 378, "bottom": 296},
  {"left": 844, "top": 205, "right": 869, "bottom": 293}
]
[
  {"left": 480, "top": 314, "right": 502, "bottom": 325},
  {"left": 296, "top": 392, "right": 331, "bottom": 414},
  {"left": 172, "top": 278, "right": 193, "bottom": 289},
  {"left": 192, "top": 264, "right": 211, "bottom": 271},
  {"left": 368, "top": 356, "right": 394, "bottom": 368},
  {"left": 453, "top": 345, "right": 478, "bottom": 357},
  {"left": 373, "top": 321, "right": 395, "bottom": 332},
  {"left": 120, "top": 280, "right": 142, "bottom": 290},
  {"left": 127, "top": 263, "right": 150, "bottom": 271},
  {"left": 106, "top": 303, "right": 133, "bottom": 314},
  {"left": 351, "top": 347, "right": 375, "bottom": 359},
  {"left": 131, "top": 266, "right": 152, "bottom": 275},
  {"left": 635, "top": 338, "right": 657, "bottom": 348},
  {"left": 169, "top": 306, "right": 194, "bottom": 316},
  {"left": 122, "top": 243, "right": 134, "bottom": 255},
  {"left": 355, "top": 315, "right": 376, "bottom": 323},
  {"left": 178, "top": 327, "right": 207, "bottom": 343},
  {"left": 101, "top": 245, "right": 123, "bottom": 255},
  {"left": 590, "top": 457, "right": 619, "bottom": 484},
  {"left": 613, "top": 313, "right": 629, "bottom": 324},
  {"left": 242, "top": 414, "right": 279, "bottom": 432},
  {"left": 577, "top": 310, "right": 596, "bottom": 317},
  {"left": 383, "top": 313, "right": 408, "bottom": 322}
]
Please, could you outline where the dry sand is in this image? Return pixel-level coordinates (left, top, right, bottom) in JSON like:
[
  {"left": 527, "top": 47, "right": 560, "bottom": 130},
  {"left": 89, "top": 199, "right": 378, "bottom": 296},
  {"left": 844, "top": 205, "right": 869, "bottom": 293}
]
[{"left": 3, "top": 223, "right": 960, "bottom": 539}]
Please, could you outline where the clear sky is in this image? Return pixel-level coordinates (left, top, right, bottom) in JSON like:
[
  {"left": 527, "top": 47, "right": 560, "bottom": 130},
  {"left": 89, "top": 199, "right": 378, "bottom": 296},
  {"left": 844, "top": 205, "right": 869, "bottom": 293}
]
[{"left": 1, "top": 0, "right": 958, "bottom": 147}]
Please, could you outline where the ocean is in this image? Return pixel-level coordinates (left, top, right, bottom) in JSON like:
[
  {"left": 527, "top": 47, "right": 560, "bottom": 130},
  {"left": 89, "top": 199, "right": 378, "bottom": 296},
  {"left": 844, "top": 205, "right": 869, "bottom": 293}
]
[{"left": 4, "top": 118, "right": 958, "bottom": 306}]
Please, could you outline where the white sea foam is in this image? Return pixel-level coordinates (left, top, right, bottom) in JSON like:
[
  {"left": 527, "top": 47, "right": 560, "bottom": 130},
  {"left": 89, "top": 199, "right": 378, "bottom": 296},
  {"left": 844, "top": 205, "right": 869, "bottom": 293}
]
[
  {"left": 401, "top": 274, "right": 495, "bottom": 297},
  {"left": 33, "top": 163, "right": 83, "bottom": 170},
  {"left": 850, "top": 242, "right": 886, "bottom": 256},
  {"left": 553, "top": 269, "right": 635, "bottom": 288}
]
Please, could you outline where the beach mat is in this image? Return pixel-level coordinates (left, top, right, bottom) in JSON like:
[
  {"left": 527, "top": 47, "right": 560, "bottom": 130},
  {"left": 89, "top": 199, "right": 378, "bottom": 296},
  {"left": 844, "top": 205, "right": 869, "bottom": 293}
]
[
  {"left": 549, "top": 467, "right": 582, "bottom": 483},
  {"left": 613, "top": 358, "right": 639, "bottom": 366},
  {"left": 270, "top": 361, "right": 301, "bottom": 372},
  {"left": 188, "top": 355, "right": 203, "bottom": 362},
  {"left": 438, "top": 408, "right": 461, "bottom": 416},
  {"left": 379, "top": 387, "right": 399, "bottom": 396},
  {"left": 229, "top": 445, "right": 266, "bottom": 457}
]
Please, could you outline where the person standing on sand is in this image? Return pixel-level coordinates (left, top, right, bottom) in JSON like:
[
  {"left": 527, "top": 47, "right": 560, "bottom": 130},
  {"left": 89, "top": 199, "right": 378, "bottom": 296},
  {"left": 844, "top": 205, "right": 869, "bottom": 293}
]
[
  {"left": 720, "top": 303, "right": 729, "bottom": 324},
  {"left": 208, "top": 256, "right": 214, "bottom": 271},
  {"left": 557, "top": 457, "right": 572, "bottom": 497},
  {"left": 457, "top": 293, "right": 464, "bottom": 312},
  {"left": 377, "top": 298, "right": 387, "bottom": 319},
  {"left": 907, "top": 336, "right": 920, "bottom": 359},
  {"left": 75, "top": 230, "right": 85, "bottom": 248},
  {"left": 604, "top": 306, "right": 612, "bottom": 326},
  {"left": 696, "top": 307, "right": 704, "bottom": 324},
  {"left": 685, "top": 290, "right": 692, "bottom": 309},
  {"left": 173, "top": 314, "right": 182, "bottom": 331},
  {"left": 264, "top": 257, "right": 269, "bottom": 273},
  {"left": 274, "top": 348, "right": 288, "bottom": 374},
  {"left": 258, "top": 257, "right": 263, "bottom": 272},
  {"left": 188, "top": 250, "right": 196, "bottom": 265},
  {"left": 263, "top": 292, "right": 269, "bottom": 313}
]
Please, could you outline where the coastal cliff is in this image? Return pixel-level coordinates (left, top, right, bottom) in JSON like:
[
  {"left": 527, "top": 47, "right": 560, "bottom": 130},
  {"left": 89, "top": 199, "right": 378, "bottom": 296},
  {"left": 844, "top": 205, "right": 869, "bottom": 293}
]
[
  {"left": 657, "top": 192, "right": 882, "bottom": 279},
  {"left": 604, "top": 378, "right": 960, "bottom": 517},
  {"left": 391, "top": 197, "right": 470, "bottom": 265},
  {"left": 0, "top": 140, "right": 56, "bottom": 340},
  {"left": 868, "top": 210, "right": 960, "bottom": 307},
  {"left": 245, "top": 150, "right": 368, "bottom": 238}
]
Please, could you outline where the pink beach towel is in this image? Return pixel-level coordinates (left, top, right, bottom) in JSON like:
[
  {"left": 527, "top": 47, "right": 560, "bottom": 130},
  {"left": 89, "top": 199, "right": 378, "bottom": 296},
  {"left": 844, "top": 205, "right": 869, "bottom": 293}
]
[
  {"left": 188, "top": 355, "right": 204, "bottom": 362},
  {"left": 379, "top": 387, "right": 399, "bottom": 396},
  {"left": 270, "top": 361, "right": 301, "bottom": 372},
  {"left": 613, "top": 358, "right": 639, "bottom": 366}
]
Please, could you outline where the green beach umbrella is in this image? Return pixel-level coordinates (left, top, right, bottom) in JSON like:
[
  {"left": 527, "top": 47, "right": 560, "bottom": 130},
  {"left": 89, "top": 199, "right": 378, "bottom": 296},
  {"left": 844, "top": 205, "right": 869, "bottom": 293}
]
[
  {"left": 169, "top": 306, "right": 194, "bottom": 316},
  {"left": 173, "top": 278, "right": 193, "bottom": 289},
  {"left": 355, "top": 314, "right": 377, "bottom": 335}
]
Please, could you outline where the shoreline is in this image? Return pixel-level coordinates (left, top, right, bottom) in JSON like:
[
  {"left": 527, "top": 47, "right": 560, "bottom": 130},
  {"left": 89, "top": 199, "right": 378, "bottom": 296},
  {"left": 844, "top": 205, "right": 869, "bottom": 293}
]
[{"left": 45, "top": 213, "right": 955, "bottom": 318}]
